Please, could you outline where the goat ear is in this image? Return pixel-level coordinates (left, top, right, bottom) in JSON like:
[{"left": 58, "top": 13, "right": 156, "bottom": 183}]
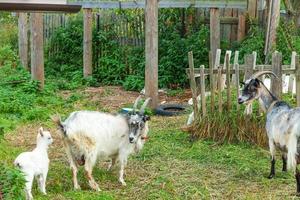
[
  {"left": 253, "top": 79, "right": 260, "bottom": 87},
  {"left": 143, "top": 115, "right": 150, "bottom": 122},
  {"left": 39, "top": 127, "right": 44, "bottom": 137}
]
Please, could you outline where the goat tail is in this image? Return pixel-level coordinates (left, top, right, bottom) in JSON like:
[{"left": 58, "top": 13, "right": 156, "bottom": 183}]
[
  {"left": 51, "top": 114, "right": 67, "bottom": 137},
  {"left": 287, "top": 134, "right": 298, "bottom": 173}
]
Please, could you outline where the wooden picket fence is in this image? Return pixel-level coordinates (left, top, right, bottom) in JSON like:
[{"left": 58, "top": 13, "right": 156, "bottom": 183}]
[{"left": 187, "top": 50, "right": 300, "bottom": 120}]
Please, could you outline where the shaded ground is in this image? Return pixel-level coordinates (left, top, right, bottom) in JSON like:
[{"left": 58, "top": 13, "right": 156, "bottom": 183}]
[{"left": 2, "top": 87, "right": 299, "bottom": 199}]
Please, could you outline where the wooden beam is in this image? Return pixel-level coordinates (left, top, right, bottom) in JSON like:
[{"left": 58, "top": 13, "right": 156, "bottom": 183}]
[
  {"left": 83, "top": 8, "right": 93, "bottom": 77},
  {"left": 210, "top": 8, "right": 220, "bottom": 68},
  {"left": 30, "top": 13, "right": 44, "bottom": 89},
  {"left": 75, "top": 0, "right": 247, "bottom": 9},
  {"left": 18, "top": 12, "right": 28, "bottom": 70},
  {"left": 0, "top": 3, "right": 81, "bottom": 12},
  {"left": 145, "top": 0, "right": 158, "bottom": 109}
]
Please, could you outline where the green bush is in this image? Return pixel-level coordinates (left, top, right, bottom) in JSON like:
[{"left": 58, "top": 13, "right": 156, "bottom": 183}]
[
  {"left": 0, "top": 45, "right": 18, "bottom": 67},
  {"left": 0, "top": 13, "right": 18, "bottom": 49},
  {"left": 45, "top": 11, "right": 210, "bottom": 91},
  {"left": 0, "top": 164, "right": 26, "bottom": 200}
]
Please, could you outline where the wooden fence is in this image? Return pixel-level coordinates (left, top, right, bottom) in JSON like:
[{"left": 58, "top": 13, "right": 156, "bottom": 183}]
[{"left": 187, "top": 50, "right": 300, "bottom": 119}]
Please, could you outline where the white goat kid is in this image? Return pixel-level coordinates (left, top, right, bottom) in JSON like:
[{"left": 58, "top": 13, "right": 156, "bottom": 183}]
[
  {"left": 53, "top": 96, "right": 151, "bottom": 191},
  {"left": 14, "top": 127, "right": 53, "bottom": 200}
]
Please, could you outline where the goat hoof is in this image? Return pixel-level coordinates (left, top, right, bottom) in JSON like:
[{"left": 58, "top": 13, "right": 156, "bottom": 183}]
[
  {"left": 268, "top": 174, "right": 275, "bottom": 179},
  {"left": 119, "top": 179, "right": 127, "bottom": 186},
  {"left": 74, "top": 185, "right": 81, "bottom": 190}
]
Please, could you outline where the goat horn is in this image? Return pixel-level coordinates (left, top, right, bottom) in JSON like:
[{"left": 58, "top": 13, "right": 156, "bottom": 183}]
[
  {"left": 251, "top": 71, "right": 279, "bottom": 79},
  {"left": 133, "top": 95, "right": 142, "bottom": 113},
  {"left": 139, "top": 98, "right": 152, "bottom": 115}
]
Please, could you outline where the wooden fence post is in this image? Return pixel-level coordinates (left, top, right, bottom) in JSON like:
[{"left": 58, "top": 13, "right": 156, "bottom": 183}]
[
  {"left": 209, "top": 51, "right": 215, "bottom": 112},
  {"left": 30, "top": 13, "right": 44, "bottom": 89},
  {"left": 296, "top": 55, "right": 300, "bottom": 107},
  {"left": 226, "top": 53, "right": 231, "bottom": 110},
  {"left": 18, "top": 13, "right": 28, "bottom": 70},
  {"left": 188, "top": 52, "right": 199, "bottom": 120},
  {"left": 271, "top": 52, "right": 282, "bottom": 99},
  {"left": 210, "top": 8, "right": 220, "bottom": 67},
  {"left": 200, "top": 65, "right": 206, "bottom": 117},
  {"left": 218, "top": 67, "right": 222, "bottom": 112},
  {"left": 145, "top": 0, "right": 159, "bottom": 109},
  {"left": 83, "top": 8, "right": 93, "bottom": 77}
]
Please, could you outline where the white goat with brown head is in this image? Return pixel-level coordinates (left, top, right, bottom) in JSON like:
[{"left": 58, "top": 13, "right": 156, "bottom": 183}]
[
  {"left": 52, "top": 96, "right": 151, "bottom": 191},
  {"left": 238, "top": 71, "right": 300, "bottom": 195}
]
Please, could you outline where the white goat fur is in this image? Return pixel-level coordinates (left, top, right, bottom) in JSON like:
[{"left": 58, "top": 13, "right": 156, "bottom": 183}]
[
  {"left": 55, "top": 111, "right": 149, "bottom": 191},
  {"left": 14, "top": 127, "right": 53, "bottom": 200}
]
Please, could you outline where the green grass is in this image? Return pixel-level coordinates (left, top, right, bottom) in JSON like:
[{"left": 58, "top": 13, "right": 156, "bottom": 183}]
[
  {"left": 1, "top": 114, "right": 298, "bottom": 199},
  {"left": 0, "top": 66, "right": 299, "bottom": 199}
]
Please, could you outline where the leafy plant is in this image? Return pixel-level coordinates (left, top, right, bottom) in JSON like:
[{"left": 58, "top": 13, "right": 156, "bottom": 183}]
[{"left": 0, "top": 164, "right": 26, "bottom": 200}]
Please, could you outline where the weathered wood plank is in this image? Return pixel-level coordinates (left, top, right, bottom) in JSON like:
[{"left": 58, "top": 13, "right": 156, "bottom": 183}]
[
  {"left": 200, "top": 65, "right": 206, "bottom": 117},
  {"left": 188, "top": 51, "right": 199, "bottom": 120},
  {"left": 237, "top": 11, "right": 245, "bottom": 41},
  {"left": 30, "top": 12, "right": 44, "bottom": 89},
  {"left": 226, "top": 53, "right": 231, "bottom": 110},
  {"left": 209, "top": 51, "right": 215, "bottom": 112},
  {"left": 288, "top": 51, "right": 296, "bottom": 93},
  {"left": 296, "top": 55, "right": 300, "bottom": 107},
  {"left": 271, "top": 51, "right": 282, "bottom": 99},
  {"left": 210, "top": 8, "right": 220, "bottom": 69},
  {"left": 18, "top": 12, "right": 28, "bottom": 70},
  {"left": 76, "top": 0, "right": 247, "bottom": 9},
  {"left": 145, "top": 0, "right": 158, "bottom": 109},
  {"left": 83, "top": 8, "right": 93, "bottom": 77},
  {"left": 218, "top": 67, "right": 222, "bottom": 112}
]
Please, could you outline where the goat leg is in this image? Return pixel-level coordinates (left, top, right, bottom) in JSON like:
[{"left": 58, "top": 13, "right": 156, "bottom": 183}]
[
  {"left": 268, "top": 158, "right": 276, "bottom": 179},
  {"left": 295, "top": 168, "right": 300, "bottom": 196},
  {"left": 282, "top": 154, "right": 287, "bottom": 172}
]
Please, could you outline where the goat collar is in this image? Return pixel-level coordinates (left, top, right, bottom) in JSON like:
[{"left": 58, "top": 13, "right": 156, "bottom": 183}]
[
  {"left": 267, "top": 100, "right": 279, "bottom": 113},
  {"left": 141, "top": 136, "right": 149, "bottom": 141}
]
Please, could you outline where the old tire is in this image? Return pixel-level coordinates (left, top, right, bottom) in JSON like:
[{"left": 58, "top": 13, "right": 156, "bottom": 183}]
[{"left": 155, "top": 104, "right": 186, "bottom": 116}]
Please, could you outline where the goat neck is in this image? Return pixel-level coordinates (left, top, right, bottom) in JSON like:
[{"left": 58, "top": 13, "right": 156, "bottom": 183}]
[{"left": 258, "top": 81, "right": 278, "bottom": 113}]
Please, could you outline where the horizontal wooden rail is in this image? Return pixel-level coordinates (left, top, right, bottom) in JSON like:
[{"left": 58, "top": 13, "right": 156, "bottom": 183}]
[
  {"left": 186, "top": 68, "right": 296, "bottom": 77},
  {"left": 72, "top": 0, "right": 247, "bottom": 9}
]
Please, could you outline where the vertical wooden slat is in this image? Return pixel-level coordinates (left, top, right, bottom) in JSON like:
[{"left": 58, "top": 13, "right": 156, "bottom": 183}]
[
  {"left": 226, "top": 53, "right": 231, "bottom": 110},
  {"left": 209, "top": 51, "right": 215, "bottom": 112},
  {"left": 221, "top": 50, "right": 231, "bottom": 90},
  {"left": 231, "top": 51, "right": 239, "bottom": 85},
  {"left": 189, "top": 52, "right": 199, "bottom": 120},
  {"left": 237, "top": 11, "right": 246, "bottom": 41},
  {"left": 200, "top": 65, "right": 206, "bottom": 117},
  {"left": 145, "top": 0, "right": 159, "bottom": 108},
  {"left": 218, "top": 67, "right": 222, "bottom": 112},
  {"left": 296, "top": 55, "right": 300, "bottom": 107},
  {"left": 30, "top": 13, "right": 44, "bottom": 89},
  {"left": 288, "top": 51, "right": 297, "bottom": 93},
  {"left": 210, "top": 8, "right": 220, "bottom": 68},
  {"left": 244, "top": 54, "right": 254, "bottom": 115},
  {"left": 83, "top": 8, "right": 93, "bottom": 77},
  {"left": 235, "top": 58, "right": 240, "bottom": 111},
  {"left": 271, "top": 52, "right": 282, "bottom": 99},
  {"left": 18, "top": 12, "right": 28, "bottom": 70}
]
